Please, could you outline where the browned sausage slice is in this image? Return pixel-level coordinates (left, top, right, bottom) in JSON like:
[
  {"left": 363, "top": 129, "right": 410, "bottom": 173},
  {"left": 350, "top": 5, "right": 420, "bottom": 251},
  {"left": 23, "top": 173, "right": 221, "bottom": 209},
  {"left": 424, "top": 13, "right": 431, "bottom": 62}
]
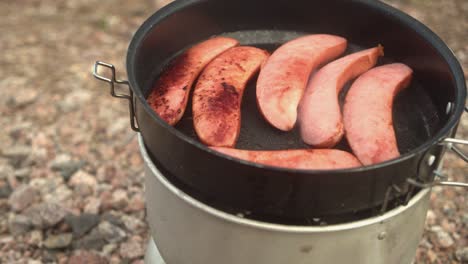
[
  {"left": 147, "top": 37, "right": 239, "bottom": 125},
  {"left": 211, "top": 147, "right": 361, "bottom": 170},
  {"left": 193, "top": 47, "right": 269, "bottom": 147},
  {"left": 298, "top": 46, "right": 384, "bottom": 148},
  {"left": 343, "top": 63, "right": 413, "bottom": 165},
  {"left": 256, "top": 35, "right": 347, "bottom": 131}
]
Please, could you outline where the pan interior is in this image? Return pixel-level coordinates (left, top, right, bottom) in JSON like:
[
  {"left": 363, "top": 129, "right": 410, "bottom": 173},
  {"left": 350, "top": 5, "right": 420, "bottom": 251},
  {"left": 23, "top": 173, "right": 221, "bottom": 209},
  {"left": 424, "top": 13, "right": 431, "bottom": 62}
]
[{"left": 145, "top": 29, "right": 440, "bottom": 154}]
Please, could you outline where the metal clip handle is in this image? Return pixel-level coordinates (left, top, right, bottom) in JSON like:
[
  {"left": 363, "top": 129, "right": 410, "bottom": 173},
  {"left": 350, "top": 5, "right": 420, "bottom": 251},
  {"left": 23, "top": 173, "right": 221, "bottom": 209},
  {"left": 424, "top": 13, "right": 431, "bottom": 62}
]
[
  {"left": 93, "top": 61, "right": 140, "bottom": 132},
  {"left": 409, "top": 130, "right": 467, "bottom": 189}
]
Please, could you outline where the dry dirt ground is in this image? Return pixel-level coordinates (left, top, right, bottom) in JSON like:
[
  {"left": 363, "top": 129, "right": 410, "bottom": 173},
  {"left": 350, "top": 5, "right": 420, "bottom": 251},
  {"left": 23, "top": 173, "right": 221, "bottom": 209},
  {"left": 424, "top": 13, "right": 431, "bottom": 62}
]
[{"left": 0, "top": 0, "right": 466, "bottom": 263}]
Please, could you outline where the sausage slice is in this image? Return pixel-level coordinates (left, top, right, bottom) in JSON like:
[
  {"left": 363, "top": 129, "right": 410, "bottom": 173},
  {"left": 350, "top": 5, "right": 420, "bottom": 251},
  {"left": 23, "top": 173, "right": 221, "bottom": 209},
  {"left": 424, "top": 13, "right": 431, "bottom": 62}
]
[
  {"left": 211, "top": 147, "right": 361, "bottom": 170},
  {"left": 147, "top": 37, "right": 239, "bottom": 125},
  {"left": 256, "top": 34, "right": 347, "bottom": 131},
  {"left": 193, "top": 46, "right": 269, "bottom": 147},
  {"left": 343, "top": 63, "right": 413, "bottom": 165},
  {"left": 298, "top": 46, "right": 384, "bottom": 148}
]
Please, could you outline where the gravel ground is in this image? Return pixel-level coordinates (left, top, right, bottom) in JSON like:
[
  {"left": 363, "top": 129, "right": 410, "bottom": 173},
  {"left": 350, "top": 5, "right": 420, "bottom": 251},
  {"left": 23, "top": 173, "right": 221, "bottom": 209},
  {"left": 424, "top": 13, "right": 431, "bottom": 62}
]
[{"left": 0, "top": 0, "right": 466, "bottom": 263}]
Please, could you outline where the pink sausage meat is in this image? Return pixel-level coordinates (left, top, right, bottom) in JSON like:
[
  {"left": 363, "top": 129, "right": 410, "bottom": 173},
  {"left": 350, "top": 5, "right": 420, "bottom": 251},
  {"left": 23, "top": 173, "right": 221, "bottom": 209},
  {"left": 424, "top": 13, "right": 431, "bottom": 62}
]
[
  {"left": 298, "top": 46, "right": 384, "bottom": 148},
  {"left": 343, "top": 63, "right": 413, "bottom": 165},
  {"left": 256, "top": 35, "right": 347, "bottom": 131}
]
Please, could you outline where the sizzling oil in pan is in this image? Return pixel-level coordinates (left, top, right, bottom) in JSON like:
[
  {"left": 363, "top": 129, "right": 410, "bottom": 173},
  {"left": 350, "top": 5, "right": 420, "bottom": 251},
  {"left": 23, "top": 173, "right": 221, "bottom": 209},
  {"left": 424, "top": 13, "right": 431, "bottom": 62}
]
[{"left": 148, "top": 30, "right": 441, "bottom": 155}]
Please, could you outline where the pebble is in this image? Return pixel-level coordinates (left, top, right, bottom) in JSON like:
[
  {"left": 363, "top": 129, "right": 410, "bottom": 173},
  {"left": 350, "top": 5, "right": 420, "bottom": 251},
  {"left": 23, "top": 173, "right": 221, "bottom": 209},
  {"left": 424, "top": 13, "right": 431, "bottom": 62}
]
[
  {"left": 43, "top": 184, "right": 72, "bottom": 203},
  {"left": 119, "top": 239, "right": 144, "bottom": 259},
  {"left": 97, "top": 221, "right": 127, "bottom": 243},
  {"left": 8, "top": 185, "right": 39, "bottom": 212},
  {"left": 8, "top": 214, "right": 32, "bottom": 235},
  {"left": 43, "top": 233, "right": 73, "bottom": 249},
  {"left": 49, "top": 154, "right": 72, "bottom": 170},
  {"left": 0, "top": 181, "right": 12, "bottom": 199},
  {"left": 1, "top": 145, "right": 32, "bottom": 167},
  {"left": 101, "top": 212, "right": 126, "bottom": 229},
  {"left": 68, "top": 251, "right": 108, "bottom": 264},
  {"left": 455, "top": 247, "right": 468, "bottom": 262},
  {"left": 65, "top": 213, "right": 100, "bottom": 238},
  {"left": 14, "top": 167, "right": 31, "bottom": 179},
  {"left": 102, "top": 243, "right": 118, "bottom": 256},
  {"left": 0, "top": 164, "right": 14, "bottom": 180},
  {"left": 30, "top": 177, "right": 63, "bottom": 198},
  {"left": 462, "top": 213, "right": 468, "bottom": 226},
  {"left": 120, "top": 215, "right": 144, "bottom": 231},
  {"left": 7, "top": 89, "right": 39, "bottom": 108},
  {"left": 26, "top": 230, "right": 43, "bottom": 247},
  {"left": 72, "top": 231, "right": 106, "bottom": 250},
  {"left": 24, "top": 202, "right": 68, "bottom": 228},
  {"left": 58, "top": 90, "right": 92, "bottom": 113},
  {"left": 434, "top": 228, "right": 454, "bottom": 248},
  {"left": 125, "top": 194, "right": 145, "bottom": 212},
  {"left": 83, "top": 197, "right": 101, "bottom": 214},
  {"left": 69, "top": 170, "right": 97, "bottom": 191},
  {"left": 50, "top": 155, "right": 85, "bottom": 181},
  {"left": 111, "top": 189, "right": 129, "bottom": 209}
]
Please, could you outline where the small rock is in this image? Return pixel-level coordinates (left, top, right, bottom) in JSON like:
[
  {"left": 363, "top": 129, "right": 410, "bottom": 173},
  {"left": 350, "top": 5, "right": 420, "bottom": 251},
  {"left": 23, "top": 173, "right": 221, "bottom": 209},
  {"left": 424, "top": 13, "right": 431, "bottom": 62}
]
[
  {"left": 49, "top": 154, "right": 72, "bottom": 170},
  {"left": 69, "top": 170, "right": 97, "bottom": 191},
  {"left": 8, "top": 214, "right": 32, "bottom": 235},
  {"left": 442, "top": 203, "right": 456, "bottom": 217},
  {"left": 119, "top": 239, "right": 145, "bottom": 259},
  {"left": 456, "top": 247, "right": 468, "bottom": 262},
  {"left": 1, "top": 145, "right": 32, "bottom": 166},
  {"left": 27, "top": 230, "right": 43, "bottom": 247},
  {"left": 111, "top": 189, "right": 128, "bottom": 209},
  {"left": 0, "top": 164, "right": 14, "bottom": 180},
  {"left": 43, "top": 184, "right": 72, "bottom": 203},
  {"left": 8, "top": 185, "right": 39, "bottom": 212},
  {"left": 434, "top": 229, "right": 454, "bottom": 248},
  {"left": 65, "top": 213, "right": 100, "bottom": 238},
  {"left": 83, "top": 197, "right": 101, "bottom": 214},
  {"left": 24, "top": 202, "right": 67, "bottom": 228},
  {"left": 97, "top": 221, "right": 127, "bottom": 243},
  {"left": 50, "top": 155, "right": 85, "bottom": 181},
  {"left": 121, "top": 215, "right": 144, "bottom": 231},
  {"left": 72, "top": 231, "right": 106, "bottom": 250},
  {"left": 74, "top": 184, "right": 94, "bottom": 197},
  {"left": 30, "top": 177, "right": 63, "bottom": 198},
  {"left": 419, "top": 238, "right": 433, "bottom": 249},
  {"left": 8, "top": 122, "right": 33, "bottom": 141},
  {"left": 107, "top": 117, "right": 128, "bottom": 137},
  {"left": 68, "top": 251, "right": 108, "bottom": 264},
  {"left": 462, "top": 213, "right": 468, "bottom": 226},
  {"left": 41, "top": 250, "right": 57, "bottom": 263},
  {"left": 426, "top": 210, "right": 436, "bottom": 225},
  {"left": 102, "top": 243, "right": 118, "bottom": 256},
  {"left": 27, "top": 260, "right": 42, "bottom": 264},
  {"left": 126, "top": 194, "right": 145, "bottom": 212},
  {"left": 101, "top": 212, "right": 125, "bottom": 228},
  {"left": 58, "top": 90, "right": 92, "bottom": 112},
  {"left": 426, "top": 249, "right": 437, "bottom": 262},
  {"left": 44, "top": 233, "right": 73, "bottom": 249},
  {"left": 14, "top": 167, "right": 31, "bottom": 178},
  {"left": 7, "top": 89, "right": 39, "bottom": 108},
  {"left": 0, "top": 181, "right": 12, "bottom": 198}
]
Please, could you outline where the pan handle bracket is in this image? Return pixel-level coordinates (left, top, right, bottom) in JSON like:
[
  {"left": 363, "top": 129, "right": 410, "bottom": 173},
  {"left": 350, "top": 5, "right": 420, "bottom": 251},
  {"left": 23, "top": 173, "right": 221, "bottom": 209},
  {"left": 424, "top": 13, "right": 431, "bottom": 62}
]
[
  {"left": 409, "top": 137, "right": 468, "bottom": 189},
  {"left": 93, "top": 61, "right": 140, "bottom": 132}
]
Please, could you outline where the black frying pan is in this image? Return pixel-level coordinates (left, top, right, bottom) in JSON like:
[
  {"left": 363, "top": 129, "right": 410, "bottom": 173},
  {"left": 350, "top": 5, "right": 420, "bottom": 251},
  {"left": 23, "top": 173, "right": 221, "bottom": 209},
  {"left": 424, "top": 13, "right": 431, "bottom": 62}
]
[{"left": 96, "top": 0, "right": 466, "bottom": 223}]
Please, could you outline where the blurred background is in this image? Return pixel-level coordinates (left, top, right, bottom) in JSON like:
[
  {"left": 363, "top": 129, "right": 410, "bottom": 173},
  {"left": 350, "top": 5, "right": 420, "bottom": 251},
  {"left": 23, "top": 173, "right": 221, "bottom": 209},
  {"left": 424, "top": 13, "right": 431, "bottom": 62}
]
[{"left": 0, "top": 0, "right": 466, "bottom": 263}]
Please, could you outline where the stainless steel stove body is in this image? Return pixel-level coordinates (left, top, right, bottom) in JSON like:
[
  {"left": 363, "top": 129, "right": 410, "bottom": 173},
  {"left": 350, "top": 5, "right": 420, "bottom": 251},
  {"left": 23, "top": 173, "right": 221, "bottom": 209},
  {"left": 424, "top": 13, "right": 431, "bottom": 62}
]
[{"left": 141, "top": 136, "right": 431, "bottom": 264}]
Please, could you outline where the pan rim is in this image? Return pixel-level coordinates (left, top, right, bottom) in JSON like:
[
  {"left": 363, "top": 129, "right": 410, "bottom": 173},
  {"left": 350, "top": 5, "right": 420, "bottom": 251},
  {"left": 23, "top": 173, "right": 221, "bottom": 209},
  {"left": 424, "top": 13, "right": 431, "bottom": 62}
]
[{"left": 126, "top": 0, "right": 466, "bottom": 175}]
